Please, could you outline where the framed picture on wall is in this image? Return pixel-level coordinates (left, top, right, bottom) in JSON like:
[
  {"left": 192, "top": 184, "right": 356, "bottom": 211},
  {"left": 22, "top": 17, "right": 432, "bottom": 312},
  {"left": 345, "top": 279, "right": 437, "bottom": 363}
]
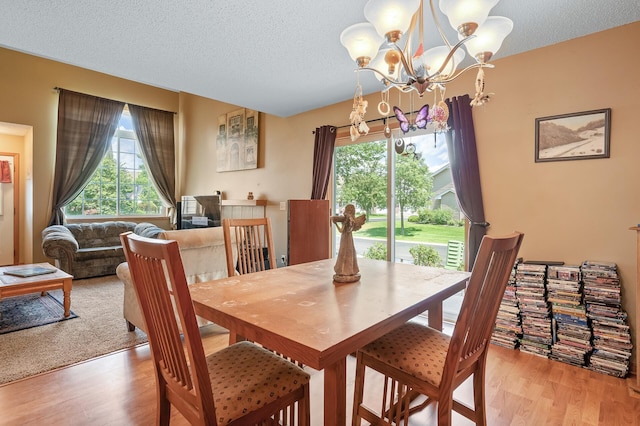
[
  {"left": 216, "top": 108, "right": 259, "bottom": 172},
  {"left": 535, "top": 108, "right": 611, "bottom": 162}
]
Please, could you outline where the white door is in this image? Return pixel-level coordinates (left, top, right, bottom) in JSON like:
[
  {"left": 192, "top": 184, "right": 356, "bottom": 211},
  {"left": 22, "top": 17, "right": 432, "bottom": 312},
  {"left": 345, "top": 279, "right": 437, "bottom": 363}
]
[{"left": 0, "top": 155, "right": 15, "bottom": 265}]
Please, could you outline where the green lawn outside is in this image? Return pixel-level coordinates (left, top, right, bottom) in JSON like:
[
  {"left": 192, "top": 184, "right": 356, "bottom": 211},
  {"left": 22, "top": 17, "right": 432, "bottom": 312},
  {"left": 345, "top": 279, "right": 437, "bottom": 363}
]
[{"left": 358, "top": 219, "right": 464, "bottom": 244}]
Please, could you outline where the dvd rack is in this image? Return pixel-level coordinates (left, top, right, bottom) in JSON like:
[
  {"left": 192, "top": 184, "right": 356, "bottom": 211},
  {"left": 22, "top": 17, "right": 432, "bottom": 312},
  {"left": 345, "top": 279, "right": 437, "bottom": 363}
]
[
  {"left": 516, "top": 263, "right": 552, "bottom": 358},
  {"left": 491, "top": 258, "right": 523, "bottom": 349},
  {"left": 491, "top": 258, "right": 633, "bottom": 378},
  {"left": 548, "top": 265, "right": 591, "bottom": 367},
  {"left": 582, "top": 260, "right": 632, "bottom": 378}
]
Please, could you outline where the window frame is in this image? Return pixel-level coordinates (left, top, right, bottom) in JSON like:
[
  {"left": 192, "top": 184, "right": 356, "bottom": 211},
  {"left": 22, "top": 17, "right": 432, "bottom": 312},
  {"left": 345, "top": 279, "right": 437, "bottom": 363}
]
[{"left": 332, "top": 125, "right": 466, "bottom": 263}]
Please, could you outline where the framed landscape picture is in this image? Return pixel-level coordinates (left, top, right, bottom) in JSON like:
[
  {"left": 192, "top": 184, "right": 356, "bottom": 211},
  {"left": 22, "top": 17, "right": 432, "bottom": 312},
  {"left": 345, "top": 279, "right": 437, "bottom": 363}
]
[
  {"left": 216, "top": 108, "right": 259, "bottom": 172},
  {"left": 535, "top": 108, "right": 611, "bottom": 162}
]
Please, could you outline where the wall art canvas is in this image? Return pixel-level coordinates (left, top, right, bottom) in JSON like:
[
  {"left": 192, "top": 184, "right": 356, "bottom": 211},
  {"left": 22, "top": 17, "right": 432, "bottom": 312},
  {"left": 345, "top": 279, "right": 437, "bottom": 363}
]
[
  {"left": 535, "top": 108, "right": 611, "bottom": 162},
  {"left": 216, "top": 108, "right": 258, "bottom": 172}
]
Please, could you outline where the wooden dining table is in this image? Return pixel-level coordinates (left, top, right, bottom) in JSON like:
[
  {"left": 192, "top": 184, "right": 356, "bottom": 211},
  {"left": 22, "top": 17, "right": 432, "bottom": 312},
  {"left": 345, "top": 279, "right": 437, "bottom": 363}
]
[{"left": 190, "top": 258, "right": 470, "bottom": 426}]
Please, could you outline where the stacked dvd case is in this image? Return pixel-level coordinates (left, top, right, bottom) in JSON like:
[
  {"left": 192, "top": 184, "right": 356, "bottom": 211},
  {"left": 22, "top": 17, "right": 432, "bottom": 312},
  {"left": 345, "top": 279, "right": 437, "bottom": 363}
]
[
  {"left": 582, "top": 260, "right": 632, "bottom": 377},
  {"left": 548, "top": 265, "right": 592, "bottom": 367},
  {"left": 516, "top": 263, "right": 552, "bottom": 357},
  {"left": 491, "top": 258, "right": 523, "bottom": 349}
]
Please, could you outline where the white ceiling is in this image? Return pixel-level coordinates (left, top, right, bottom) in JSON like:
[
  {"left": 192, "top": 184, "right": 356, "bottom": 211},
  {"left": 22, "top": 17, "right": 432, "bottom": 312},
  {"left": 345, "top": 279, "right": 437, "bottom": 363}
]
[{"left": 0, "top": 1, "right": 639, "bottom": 117}]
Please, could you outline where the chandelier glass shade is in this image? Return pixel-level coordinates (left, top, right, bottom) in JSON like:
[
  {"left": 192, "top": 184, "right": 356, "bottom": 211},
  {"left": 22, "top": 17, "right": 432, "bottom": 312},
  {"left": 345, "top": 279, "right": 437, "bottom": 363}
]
[{"left": 340, "top": 0, "right": 513, "bottom": 99}]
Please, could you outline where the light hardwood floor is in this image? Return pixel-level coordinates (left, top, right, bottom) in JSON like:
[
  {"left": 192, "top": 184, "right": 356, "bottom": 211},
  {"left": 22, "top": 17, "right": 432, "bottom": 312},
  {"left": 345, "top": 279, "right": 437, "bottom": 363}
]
[{"left": 0, "top": 326, "right": 638, "bottom": 426}]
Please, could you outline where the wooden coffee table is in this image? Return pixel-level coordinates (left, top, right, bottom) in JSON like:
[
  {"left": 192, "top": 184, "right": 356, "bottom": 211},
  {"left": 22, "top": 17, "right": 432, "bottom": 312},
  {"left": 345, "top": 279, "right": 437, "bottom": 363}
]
[{"left": 0, "top": 263, "right": 73, "bottom": 317}]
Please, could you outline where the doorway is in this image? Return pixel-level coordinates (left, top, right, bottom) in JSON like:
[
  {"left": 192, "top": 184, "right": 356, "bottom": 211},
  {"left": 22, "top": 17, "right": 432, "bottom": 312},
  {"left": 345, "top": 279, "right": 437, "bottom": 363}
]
[
  {"left": 0, "top": 121, "right": 33, "bottom": 266},
  {"left": 0, "top": 153, "right": 18, "bottom": 265}
]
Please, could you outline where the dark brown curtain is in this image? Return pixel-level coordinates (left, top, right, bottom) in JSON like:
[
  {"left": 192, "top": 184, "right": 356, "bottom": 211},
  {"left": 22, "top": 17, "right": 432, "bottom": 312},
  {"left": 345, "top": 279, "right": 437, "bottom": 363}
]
[
  {"left": 48, "top": 90, "right": 125, "bottom": 225},
  {"left": 310, "top": 125, "right": 337, "bottom": 200},
  {"left": 445, "top": 94, "right": 488, "bottom": 270},
  {"left": 128, "top": 104, "right": 177, "bottom": 224}
]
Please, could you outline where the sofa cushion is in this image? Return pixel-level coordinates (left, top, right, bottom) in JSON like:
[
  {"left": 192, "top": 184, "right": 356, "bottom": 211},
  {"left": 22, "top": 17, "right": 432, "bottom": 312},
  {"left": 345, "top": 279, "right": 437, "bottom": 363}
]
[
  {"left": 75, "top": 246, "right": 124, "bottom": 261},
  {"left": 66, "top": 221, "right": 138, "bottom": 249}
]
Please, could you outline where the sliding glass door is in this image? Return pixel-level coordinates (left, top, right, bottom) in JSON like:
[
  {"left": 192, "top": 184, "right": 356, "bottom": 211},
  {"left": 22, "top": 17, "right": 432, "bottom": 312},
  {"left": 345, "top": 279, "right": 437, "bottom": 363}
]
[{"left": 333, "top": 130, "right": 465, "bottom": 321}]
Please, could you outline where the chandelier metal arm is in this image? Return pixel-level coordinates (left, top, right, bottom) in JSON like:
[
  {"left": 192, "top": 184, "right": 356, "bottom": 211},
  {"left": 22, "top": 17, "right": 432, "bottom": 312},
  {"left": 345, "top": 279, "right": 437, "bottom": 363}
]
[
  {"left": 428, "top": 0, "right": 453, "bottom": 50},
  {"left": 394, "top": 42, "right": 416, "bottom": 80},
  {"left": 427, "top": 36, "right": 476, "bottom": 80},
  {"left": 435, "top": 62, "right": 495, "bottom": 84},
  {"left": 401, "top": 13, "right": 419, "bottom": 77},
  {"left": 359, "top": 60, "right": 494, "bottom": 96}
]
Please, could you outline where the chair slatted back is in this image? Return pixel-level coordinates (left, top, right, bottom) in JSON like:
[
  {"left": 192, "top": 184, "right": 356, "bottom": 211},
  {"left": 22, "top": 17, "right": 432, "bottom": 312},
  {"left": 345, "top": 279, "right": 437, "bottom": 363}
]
[
  {"left": 445, "top": 232, "right": 524, "bottom": 375},
  {"left": 120, "top": 231, "right": 216, "bottom": 425},
  {"left": 222, "top": 218, "right": 276, "bottom": 276}
]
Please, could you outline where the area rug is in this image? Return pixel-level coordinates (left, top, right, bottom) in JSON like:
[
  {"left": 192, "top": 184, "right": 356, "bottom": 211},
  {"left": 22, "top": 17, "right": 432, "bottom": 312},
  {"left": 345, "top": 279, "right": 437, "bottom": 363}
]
[
  {"left": 0, "top": 293, "right": 77, "bottom": 334},
  {"left": 0, "top": 275, "right": 148, "bottom": 385}
]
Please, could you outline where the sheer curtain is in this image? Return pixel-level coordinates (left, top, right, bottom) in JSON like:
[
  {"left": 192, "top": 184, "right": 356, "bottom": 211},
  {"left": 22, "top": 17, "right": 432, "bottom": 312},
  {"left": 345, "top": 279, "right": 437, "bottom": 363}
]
[
  {"left": 445, "top": 94, "right": 488, "bottom": 270},
  {"left": 128, "top": 104, "right": 177, "bottom": 224},
  {"left": 310, "top": 125, "right": 337, "bottom": 200},
  {"left": 48, "top": 89, "right": 124, "bottom": 225}
]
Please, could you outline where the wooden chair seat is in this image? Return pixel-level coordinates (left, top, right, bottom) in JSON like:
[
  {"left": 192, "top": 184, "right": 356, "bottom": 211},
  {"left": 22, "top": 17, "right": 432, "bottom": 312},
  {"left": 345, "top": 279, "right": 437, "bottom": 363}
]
[
  {"left": 359, "top": 322, "right": 451, "bottom": 388},
  {"left": 352, "top": 232, "right": 524, "bottom": 426},
  {"left": 206, "top": 341, "right": 309, "bottom": 424}
]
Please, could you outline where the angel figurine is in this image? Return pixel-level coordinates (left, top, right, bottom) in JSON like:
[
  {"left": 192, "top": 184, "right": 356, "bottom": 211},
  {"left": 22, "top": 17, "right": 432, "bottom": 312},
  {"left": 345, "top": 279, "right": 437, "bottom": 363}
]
[{"left": 331, "top": 204, "right": 366, "bottom": 283}]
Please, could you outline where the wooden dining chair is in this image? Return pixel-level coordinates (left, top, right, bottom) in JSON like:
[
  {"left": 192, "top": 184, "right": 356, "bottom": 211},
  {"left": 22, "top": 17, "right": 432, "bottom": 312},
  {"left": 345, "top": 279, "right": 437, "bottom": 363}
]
[
  {"left": 120, "top": 231, "right": 310, "bottom": 426},
  {"left": 221, "top": 217, "right": 304, "bottom": 366},
  {"left": 352, "top": 232, "right": 524, "bottom": 426},
  {"left": 222, "top": 218, "right": 276, "bottom": 276}
]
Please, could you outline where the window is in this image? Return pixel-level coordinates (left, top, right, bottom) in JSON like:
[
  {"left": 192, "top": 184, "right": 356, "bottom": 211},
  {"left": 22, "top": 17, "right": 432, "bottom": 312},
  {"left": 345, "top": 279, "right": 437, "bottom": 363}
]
[
  {"left": 334, "top": 130, "right": 464, "bottom": 263},
  {"left": 65, "top": 108, "right": 164, "bottom": 217}
]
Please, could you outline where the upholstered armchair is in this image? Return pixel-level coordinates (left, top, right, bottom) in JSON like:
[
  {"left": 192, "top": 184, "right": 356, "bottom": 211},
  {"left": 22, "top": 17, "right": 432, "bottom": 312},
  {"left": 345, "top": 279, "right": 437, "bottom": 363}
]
[{"left": 117, "top": 226, "right": 237, "bottom": 332}]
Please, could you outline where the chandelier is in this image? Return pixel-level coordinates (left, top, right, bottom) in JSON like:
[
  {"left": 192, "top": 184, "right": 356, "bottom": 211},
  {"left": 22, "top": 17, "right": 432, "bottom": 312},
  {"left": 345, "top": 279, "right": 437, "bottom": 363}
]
[{"left": 340, "top": 0, "right": 513, "bottom": 107}]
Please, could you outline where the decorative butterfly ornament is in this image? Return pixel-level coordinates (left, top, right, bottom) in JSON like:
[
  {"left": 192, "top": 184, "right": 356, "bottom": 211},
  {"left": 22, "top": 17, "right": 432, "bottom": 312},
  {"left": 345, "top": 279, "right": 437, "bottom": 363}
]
[{"left": 393, "top": 104, "right": 429, "bottom": 134}]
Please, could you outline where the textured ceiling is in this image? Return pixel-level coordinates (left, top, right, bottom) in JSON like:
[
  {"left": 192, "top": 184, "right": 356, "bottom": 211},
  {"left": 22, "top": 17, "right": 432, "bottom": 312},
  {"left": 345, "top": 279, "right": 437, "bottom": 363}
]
[{"left": 0, "top": 1, "right": 639, "bottom": 117}]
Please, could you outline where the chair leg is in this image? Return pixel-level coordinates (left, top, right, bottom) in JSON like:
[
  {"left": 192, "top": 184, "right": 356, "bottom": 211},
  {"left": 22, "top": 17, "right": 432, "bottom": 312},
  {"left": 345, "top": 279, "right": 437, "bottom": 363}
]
[
  {"left": 473, "top": 363, "right": 488, "bottom": 425},
  {"left": 300, "top": 382, "right": 311, "bottom": 426},
  {"left": 157, "top": 381, "right": 171, "bottom": 426},
  {"left": 351, "top": 352, "right": 366, "bottom": 426},
  {"left": 126, "top": 320, "right": 136, "bottom": 332},
  {"left": 437, "top": 392, "right": 454, "bottom": 426}
]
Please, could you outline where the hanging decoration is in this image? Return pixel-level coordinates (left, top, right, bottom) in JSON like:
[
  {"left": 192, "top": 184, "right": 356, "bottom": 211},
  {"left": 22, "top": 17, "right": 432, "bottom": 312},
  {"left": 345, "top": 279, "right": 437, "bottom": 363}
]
[
  {"left": 383, "top": 118, "right": 392, "bottom": 138},
  {"left": 394, "top": 137, "right": 421, "bottom": 160},
  {"left": 427, "top": 87, "right": 450, "bottom": 133},
  {"left": 393, "top": 104, "right": 429, "bottom": 134},
  {"left": 470, "top": 67, "right": 492, "bottom": 106},
  {"left": 349, "top": 75, "right": 370, "bottom": 141}
]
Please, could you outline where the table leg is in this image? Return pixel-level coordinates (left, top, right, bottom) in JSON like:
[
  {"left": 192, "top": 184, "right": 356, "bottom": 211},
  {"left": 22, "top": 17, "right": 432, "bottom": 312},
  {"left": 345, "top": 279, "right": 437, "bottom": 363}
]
[
  {"left": 62, "top": 278, "right": 72, "bottom": 317},
  {"left": 323, "top": 357, "right": 346, "bottom": 426},
  {"left": 427, "top": 302, "right": 443, "bottom": 331}
]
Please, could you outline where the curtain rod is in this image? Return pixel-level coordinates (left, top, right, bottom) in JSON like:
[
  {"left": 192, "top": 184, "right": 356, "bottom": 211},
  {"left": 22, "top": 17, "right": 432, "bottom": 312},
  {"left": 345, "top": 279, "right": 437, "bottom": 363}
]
[
  {"left": 312, "top": 107, "right": 427, "bottom": 134},
  {"left": 53, "top": 87, "right": 177, "bottom": 115}
]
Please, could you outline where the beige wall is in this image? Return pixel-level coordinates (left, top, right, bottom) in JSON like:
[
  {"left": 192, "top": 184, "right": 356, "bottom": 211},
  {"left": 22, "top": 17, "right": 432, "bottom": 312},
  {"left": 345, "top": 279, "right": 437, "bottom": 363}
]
[
  {"left": 0, "top": 22, "right": 638, "bottom": 357},
  {"left": 473, "top": 22, "right": 640, "bottom": 340},
  {"left": 0, "top": 47, "right": 178, "bottom": 265}
]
